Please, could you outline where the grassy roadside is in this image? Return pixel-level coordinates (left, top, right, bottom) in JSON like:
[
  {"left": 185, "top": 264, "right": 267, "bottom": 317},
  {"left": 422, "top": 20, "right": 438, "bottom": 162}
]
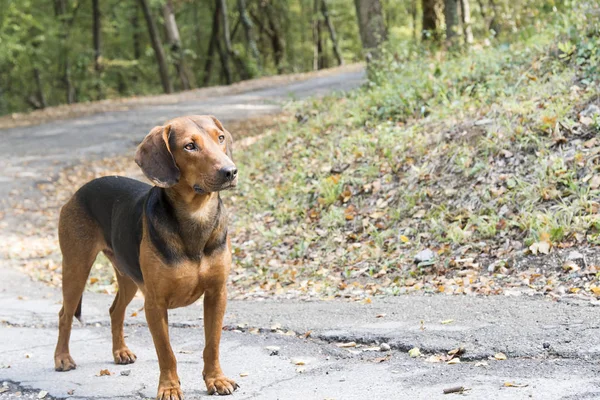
[{"left": 225, "top": 3, "right": 600, "bottom": 300}]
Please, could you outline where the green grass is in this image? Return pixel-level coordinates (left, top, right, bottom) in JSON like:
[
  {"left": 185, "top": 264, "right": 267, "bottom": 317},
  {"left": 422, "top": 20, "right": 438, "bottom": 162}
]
[{"left": 225, "top": 2, "right": 600, "bottom": 299}]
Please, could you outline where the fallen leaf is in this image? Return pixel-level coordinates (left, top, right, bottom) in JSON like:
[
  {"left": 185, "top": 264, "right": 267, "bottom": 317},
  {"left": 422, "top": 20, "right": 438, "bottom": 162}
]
[
  {"left": 67, "top": 389, "right": 75, "bottom": 395},
  {"left": 130, "top": 312, "right": 137, "bottom": 317},
  {"left": 375, "top": 313, "right": 387, "bottom": 318},
  {"left": 291, "top": 358, "right": 308, "bottom": 366},
  {"left": 400, "top": 235, "right": 410, "bottom": 243},
  {"left": 97, "top": 369, "right": 111, "bottom": 376},
  {"left": 504, "top": 382, "right": 528, "bottom": 388},
  {"left": 447, "top": 358, "right": 461, "bottom": 364},
  {"left": 408, "top": 347, "right": 421, "bottom": 358},
  {"left": 494, "top": 352, "right": 507, "bottom": 361},
  {"left": 239, "top": 372, "right": 249, "bottom": 377},
  {"left": 372, "top": 354, "right": 391, "bottom": 363},
  {"left": 37, "top": 390, "right": 48, "bottom": 399},
  {"left": 336, "top": 342, "right": 357, "bottom": 348},
  {"left": 441, "top": 319, "right": 454, "bottom": 325}
]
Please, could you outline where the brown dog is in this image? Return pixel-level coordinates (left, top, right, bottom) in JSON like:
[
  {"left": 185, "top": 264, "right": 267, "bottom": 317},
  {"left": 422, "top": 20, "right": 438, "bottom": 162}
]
[{"left": 54, "top": 115, "right": 239, "bottom": 399}]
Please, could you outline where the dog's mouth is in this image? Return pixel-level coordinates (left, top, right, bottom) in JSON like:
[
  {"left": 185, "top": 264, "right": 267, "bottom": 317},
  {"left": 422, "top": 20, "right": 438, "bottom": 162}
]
[{"left": 193, "top": 180, "right": 237, "bottom": 194}]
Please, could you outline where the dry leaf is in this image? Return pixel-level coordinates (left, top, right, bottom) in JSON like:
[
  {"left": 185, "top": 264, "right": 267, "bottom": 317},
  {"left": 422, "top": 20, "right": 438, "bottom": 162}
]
[
  {"left": 37, "top": 391, "right": 48, "bottom": 399},
  {"left": 97, "top": 369, "right": 111, "bottom": 376},
  {"left": 375, "top": 313, "right": 387, "bottom": 318},
  {"left": 441, "top": 319, "right": 454, "bottom": 325},
  {"left": 239, "top": 372, "right": 249, "bottom": 377},
  {"left": 447, "top": 358, "right": 461, "bottom": 364},
  {"left": 291, "top": 358, "right": 308, "bottom": 366},
  {"left": 504, "top": 382, "right": 528, "bottom": 388},
  {"left": 494, "top": 352, "right": 507, "bottom": 361},
  {"left": 336, "top": 342, "right": 357, "bottom": 348},
  {"left": 372, "top": 354, "right": 391, "bottom": 363}
]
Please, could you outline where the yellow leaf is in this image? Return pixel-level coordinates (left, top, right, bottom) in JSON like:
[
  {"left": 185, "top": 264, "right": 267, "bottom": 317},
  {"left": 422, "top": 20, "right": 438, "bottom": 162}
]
[
  {"left": 400, "top": 235, "right": 410, "bottom": 243},
  {"left": 494, "top": 352, "right": 507, "bottom": 360},
  {"left": 408, "top": 347, "right": 421, "bottom": 358},
  {"left": 447, "top": 358, "right": 461, "bottom": 365},
  {"left": 504, "top": 382, "right": 528, "bottom": 388},
  {"left": 441, "top": 319, "right": 454, "bottom": 325},
  {"left": 591, "top": 286, "right": 600, "bottom": 296},
  {"left": 89, "top": 277, "right": 99, "bottom": 284}
]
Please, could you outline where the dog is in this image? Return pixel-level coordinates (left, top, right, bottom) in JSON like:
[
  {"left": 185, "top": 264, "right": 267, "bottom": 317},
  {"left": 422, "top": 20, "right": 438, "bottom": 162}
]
[{"left": 54, "top": 115, "right": 239, "bottom": 399}]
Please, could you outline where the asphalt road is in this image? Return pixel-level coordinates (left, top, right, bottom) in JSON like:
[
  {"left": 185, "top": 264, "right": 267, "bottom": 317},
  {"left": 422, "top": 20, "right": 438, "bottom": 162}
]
[{"left": 0, "top": 68, "right": 366, "bottom": 199}]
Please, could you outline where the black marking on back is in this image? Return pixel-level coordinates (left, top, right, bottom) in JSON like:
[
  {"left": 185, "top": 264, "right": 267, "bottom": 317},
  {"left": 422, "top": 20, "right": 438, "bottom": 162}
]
[{"left": 74, "top": 176, "right": 149, "bottom": 283}]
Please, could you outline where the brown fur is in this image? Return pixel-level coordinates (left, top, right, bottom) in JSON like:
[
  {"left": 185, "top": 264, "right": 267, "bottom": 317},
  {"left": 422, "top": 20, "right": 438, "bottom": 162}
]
[{"left": 54, "top": 116, "right": 239, "bottom": 399}]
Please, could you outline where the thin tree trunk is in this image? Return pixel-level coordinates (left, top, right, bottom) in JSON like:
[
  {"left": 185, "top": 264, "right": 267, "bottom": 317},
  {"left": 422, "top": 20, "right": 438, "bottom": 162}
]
[
  {"left": 215, "top": 34, "right": 232, "bottom": 84},
  {"left": 313, "top": 0, "right": 320, "bottom": 70},
  {"left": 321, "top": 0, "right": 343, "bottom": 66},
  {"left": 444, "top": 0, "right": 460, "bottom": 46},
  {"left": 132, "top": 3, "right": 141, "bottom": 60},
  {"left": 460, "top": 0, "right": 474, "bottom": 45},
  {"left": 264, "top": 3, "right": 285, "bottom": 74},
  {"left": 219, "top": 0, "right": 250, "bottom": 80},
  {"left": 54, "top": 0, "right": 75, "bottom": 104},
  {"left": 411, "top": 0, "right": 418, "bottom": 41},
  {"left": 422, "top": 0, "right": 439, "bottom": 40},
  {"left": 139, "top": 0, "right": 173, "bottom": 93},
  {"left": 203, "top": 3, "right": 220, "bottom": 86},
  {"left": 163, "top": 0, "right": 192, "bottom": 90},
  {"left": 237, "top": 0, "right": 260, "bottom": 69},
  {"left": 353, "top": 0, "right": 387, "bottom": 62},
  {"left": 92, "top": 0, "right": 103, "bottom": 99},
  {"left": 33, "top": 68, "right": 47, "bottom": 109}
]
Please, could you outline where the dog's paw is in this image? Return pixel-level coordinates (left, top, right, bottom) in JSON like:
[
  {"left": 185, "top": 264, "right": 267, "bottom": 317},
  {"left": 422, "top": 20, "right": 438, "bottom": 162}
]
[
  {"left": 156, "top": 382, "right": 183, "bottom": 400},
  {"left": 205, "top": 375, "right": 239, "bottom": 395},
  {"left": 113, "top": 347, "right": 137, "bottom": 364},
  {"left": 54, "top": 353, "right": 76, "bottom": 371}
]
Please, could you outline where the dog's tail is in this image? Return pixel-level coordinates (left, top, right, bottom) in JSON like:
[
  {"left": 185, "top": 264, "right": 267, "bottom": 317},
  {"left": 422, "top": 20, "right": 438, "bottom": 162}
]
[{"left": 74, "top": 296, "right": 83, "bottom": 323}]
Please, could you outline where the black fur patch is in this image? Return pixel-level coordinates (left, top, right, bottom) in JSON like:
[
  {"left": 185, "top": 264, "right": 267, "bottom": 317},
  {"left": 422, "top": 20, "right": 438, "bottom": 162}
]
[{"left": 75, "top": 176, "right": 148, "bottom": 283}]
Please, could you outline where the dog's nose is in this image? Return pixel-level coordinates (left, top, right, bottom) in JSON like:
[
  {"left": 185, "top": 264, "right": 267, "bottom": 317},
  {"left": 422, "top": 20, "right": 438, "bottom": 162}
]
[{"left": 219, "top": 166, "right": 238, "bottom": 181}]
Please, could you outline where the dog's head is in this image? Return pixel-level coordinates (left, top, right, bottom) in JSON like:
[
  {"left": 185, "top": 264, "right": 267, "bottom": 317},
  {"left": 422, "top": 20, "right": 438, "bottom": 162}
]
[{"left": 135, "top": 115, "right": 236, "bottom": 193}]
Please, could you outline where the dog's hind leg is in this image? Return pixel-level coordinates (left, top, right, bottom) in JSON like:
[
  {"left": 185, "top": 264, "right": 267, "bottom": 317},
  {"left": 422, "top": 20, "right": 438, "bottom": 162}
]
[
  {"left": 105, "top": 250, "right": 138, "bottom": 365},
  {"left": 54, "top": 197, "right": 102, "bottom": 372}
]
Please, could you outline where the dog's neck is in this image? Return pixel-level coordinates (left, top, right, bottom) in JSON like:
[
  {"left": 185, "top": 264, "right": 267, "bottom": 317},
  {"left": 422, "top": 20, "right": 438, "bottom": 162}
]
[{"left": 146, "top": 186, "right": 228, "bottom": 263}]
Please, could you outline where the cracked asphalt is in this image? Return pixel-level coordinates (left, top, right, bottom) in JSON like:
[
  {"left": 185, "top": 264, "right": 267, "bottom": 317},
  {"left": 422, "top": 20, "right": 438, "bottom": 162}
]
[{"left": 1, "top": 66, "right": 600, "bottom": 399}]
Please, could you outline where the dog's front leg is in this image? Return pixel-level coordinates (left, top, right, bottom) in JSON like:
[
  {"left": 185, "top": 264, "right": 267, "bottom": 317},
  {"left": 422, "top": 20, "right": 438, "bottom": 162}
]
[
  {"left": 145, "top": 303, "right": 183, "bottom": 400},
  {"left": 202, "top": 286, "right": 238, "bottom": 395}
]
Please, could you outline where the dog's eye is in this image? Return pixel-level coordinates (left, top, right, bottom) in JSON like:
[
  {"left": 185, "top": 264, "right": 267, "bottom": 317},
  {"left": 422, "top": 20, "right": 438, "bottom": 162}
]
[
  {"left": 184, "top": 143, "right": 197, "bottom": 151},
  {"left": 218, "top": 135, "right": 225, "bottom": 143}
]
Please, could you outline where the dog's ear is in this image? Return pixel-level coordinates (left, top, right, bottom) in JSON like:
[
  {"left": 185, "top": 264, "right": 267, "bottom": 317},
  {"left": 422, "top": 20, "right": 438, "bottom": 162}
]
[
  {"left": 135, "top": 125, "right": 180, "bottom": 188},
  {"left": 211, "top": 115, "right": 233, "bottom": 160}
]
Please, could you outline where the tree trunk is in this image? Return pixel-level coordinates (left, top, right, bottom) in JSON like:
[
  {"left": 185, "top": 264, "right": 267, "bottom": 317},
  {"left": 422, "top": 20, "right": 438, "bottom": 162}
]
[
  {"left": 54, "top": 0, "right": 75, "bottom": 104},
  {"left": 321, "top": 0, "right": 343, "bottom": 66},
  {"left": 422, "top": 0, "right": 439, "bottom": 40},
  {"left": 132, "top": 3, "right": 141, "bottom": 60},
  {"left": 264, "top": 4, "right": 286, "bottom": 74},
  {"left": 163, "top": 0, "right": 192, "bottom": 90},
  {"left": 33, "top": 68, "right": 47, "bottom": 109},
  {"left": 444, "top": 0, "right": 460, "bottom": 46},
  {"left": 353, "top": 0, "right": 387, "bottom": 61},
  {"left": 460, "top": 0, "right": 474, "bottom": 45},
  {"left": 411, "top": 0, "right": 418, "bottom": 40},
  {"left": 237, "top": 0, "right": 261, "bottom": 69},
  {"left": 217, "top": 0, "right": 250, "bottom": 80},
  {"left": 139, "top": 0, "right": 173, "bottom": 93},
  {"left": 203, "top": 3, "right": 220, "bottom": 86},
  {"left": 92, "top": 0, "right": 103, "bottom": 99},
  {"left": 313, "top": 0, "right": 321, "bottom": 70}
]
